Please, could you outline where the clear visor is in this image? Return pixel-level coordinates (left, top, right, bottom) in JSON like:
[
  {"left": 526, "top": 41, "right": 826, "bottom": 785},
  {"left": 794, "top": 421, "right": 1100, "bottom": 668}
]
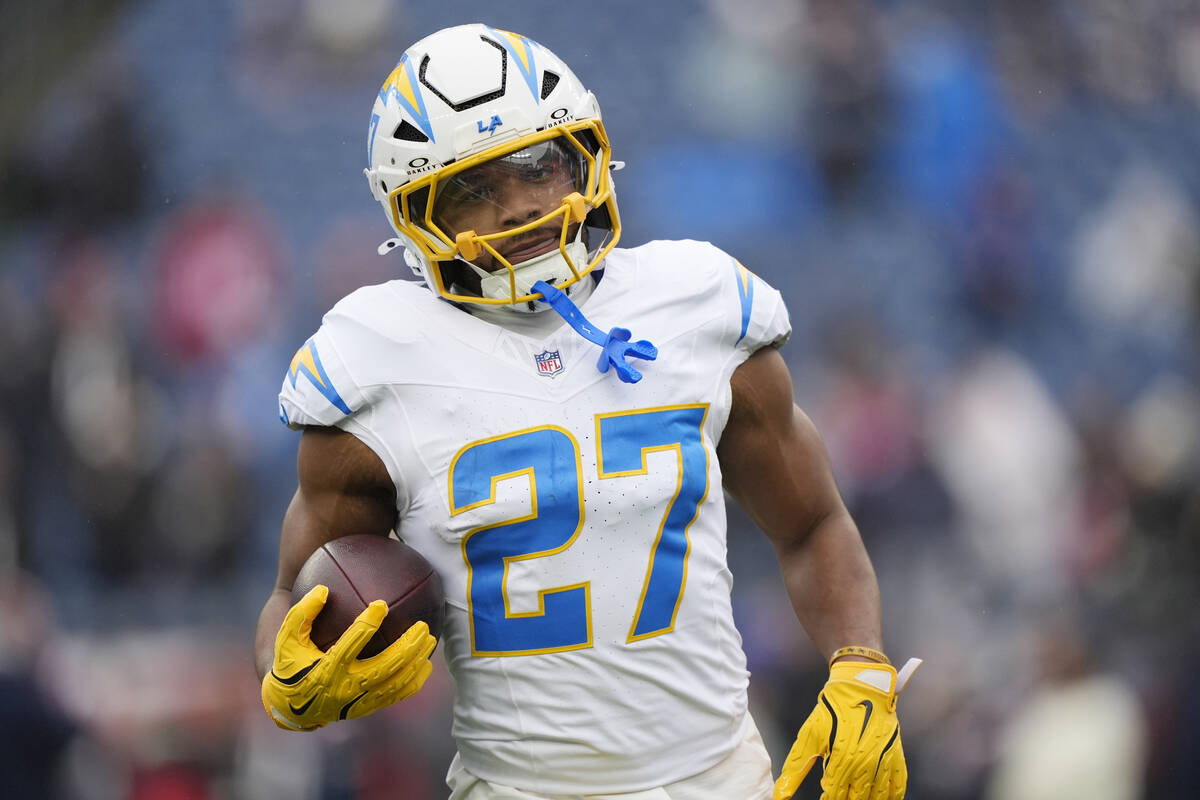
[{"left": 430, "top": 139, "right": 586, "bottom": 237}]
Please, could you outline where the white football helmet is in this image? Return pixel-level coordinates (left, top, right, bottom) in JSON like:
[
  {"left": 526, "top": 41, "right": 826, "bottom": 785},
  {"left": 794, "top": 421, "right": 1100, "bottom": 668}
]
[{"left": 364, "top": 24, "right": 621, "bottom": 307}]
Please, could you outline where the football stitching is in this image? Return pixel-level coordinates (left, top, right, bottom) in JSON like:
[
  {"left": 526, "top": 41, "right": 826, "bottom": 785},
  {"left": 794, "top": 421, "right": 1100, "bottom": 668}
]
[
  {"left": 388, "top": 569, "right": 436, "bottom": 611},
  {"left": 325, "top": 544, "right": 369, "bottom": 608}
]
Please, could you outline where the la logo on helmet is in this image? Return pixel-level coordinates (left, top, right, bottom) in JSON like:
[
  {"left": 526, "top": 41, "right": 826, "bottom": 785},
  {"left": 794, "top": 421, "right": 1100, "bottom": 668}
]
[{"left": 477, "top": 114, "right": 503, "bottom": 135}]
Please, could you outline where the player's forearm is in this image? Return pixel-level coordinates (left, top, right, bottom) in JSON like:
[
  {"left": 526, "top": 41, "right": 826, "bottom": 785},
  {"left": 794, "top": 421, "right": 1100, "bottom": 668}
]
[
  {"left": 255, "top": 588, "right": 294, "bottom": 679},
  {"left": 774, "top": 509, "right": 883, "bottom": 660}
]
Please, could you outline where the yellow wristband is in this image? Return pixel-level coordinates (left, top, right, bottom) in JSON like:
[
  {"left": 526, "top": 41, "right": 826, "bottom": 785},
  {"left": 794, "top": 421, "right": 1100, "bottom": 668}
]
[{"left": 829, "top": 645, "right": 891, "bottom": 666}]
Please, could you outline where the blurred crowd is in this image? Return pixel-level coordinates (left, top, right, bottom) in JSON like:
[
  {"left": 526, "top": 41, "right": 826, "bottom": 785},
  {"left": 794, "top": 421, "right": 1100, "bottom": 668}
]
[{"left": 2, "top": 0, "right": 1198, "bottom": 797}]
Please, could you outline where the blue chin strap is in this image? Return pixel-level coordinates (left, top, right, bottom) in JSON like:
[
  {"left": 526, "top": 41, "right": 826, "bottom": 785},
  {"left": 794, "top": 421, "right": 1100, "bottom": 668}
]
[{"left": 532, "top": 280, "right": 657, "bottom": 383}]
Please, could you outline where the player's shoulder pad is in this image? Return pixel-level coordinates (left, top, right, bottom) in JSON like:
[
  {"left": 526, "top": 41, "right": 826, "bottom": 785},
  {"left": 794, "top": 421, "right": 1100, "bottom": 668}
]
[
  {"left": 630, "top": 239, "right": 791, "bottom": 352},
  {"left": 626, "top": 239, "right": 729, "bottom": 292},
  {"left": 278, "top": 328, "right": 358, "bottom": 429},
  {"left": 725, "top": 255, "right": 791, "bottom": 352},
  {"left": 277, "top": 280, "right": 431, "bottom": 429}
]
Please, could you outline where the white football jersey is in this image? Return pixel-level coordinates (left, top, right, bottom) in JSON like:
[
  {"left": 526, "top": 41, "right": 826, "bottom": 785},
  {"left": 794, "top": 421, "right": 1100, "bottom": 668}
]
[{"left": 278, "top": 239, "right": 791, "bottom": 794}]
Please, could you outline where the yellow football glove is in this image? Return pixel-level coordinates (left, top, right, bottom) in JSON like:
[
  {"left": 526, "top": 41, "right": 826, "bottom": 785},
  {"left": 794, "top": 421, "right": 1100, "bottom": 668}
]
[
  {"left": 261, "top": 585, "right": 437, "bottom": 731},
  {"left": 773, "top": 655, "right": 921, "bottom": 800}
]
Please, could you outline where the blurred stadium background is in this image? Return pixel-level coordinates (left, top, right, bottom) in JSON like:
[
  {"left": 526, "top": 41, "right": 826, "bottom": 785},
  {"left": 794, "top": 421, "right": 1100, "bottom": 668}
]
[{"left": 2, "top": 0, "right": 1199, "bottom": 797}]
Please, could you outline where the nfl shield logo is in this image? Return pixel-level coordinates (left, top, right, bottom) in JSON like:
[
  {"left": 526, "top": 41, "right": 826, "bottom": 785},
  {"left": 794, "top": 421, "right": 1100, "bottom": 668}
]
[{"left": 534, "top": 349, "right": 563, "bottom": 377}]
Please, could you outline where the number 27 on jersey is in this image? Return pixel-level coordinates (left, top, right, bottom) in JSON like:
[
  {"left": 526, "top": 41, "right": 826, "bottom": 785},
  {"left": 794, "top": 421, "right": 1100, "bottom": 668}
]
[{"left": 449, "top": 404, "right": 709, "bottom": 657}]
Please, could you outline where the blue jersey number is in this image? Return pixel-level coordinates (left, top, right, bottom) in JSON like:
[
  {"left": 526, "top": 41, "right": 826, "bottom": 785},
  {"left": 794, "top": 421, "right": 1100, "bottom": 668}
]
[
  {"left": 450, "top": 426, "right": 591, "bottom": 656},
  {"left": 450, "top": 406, "right": 709, "bottom": 656},
  {"left": 597, "top": 406, "right": 709, "bottom": 641}
]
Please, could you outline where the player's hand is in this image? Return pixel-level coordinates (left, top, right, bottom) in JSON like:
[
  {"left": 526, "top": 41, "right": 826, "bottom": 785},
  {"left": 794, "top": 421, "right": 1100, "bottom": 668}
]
[
  {"left": 773, "top": 656, "right": 921, "bottom": 800},
  {"left": 261, "top": 585, "right": 437, "bottom": 731}
]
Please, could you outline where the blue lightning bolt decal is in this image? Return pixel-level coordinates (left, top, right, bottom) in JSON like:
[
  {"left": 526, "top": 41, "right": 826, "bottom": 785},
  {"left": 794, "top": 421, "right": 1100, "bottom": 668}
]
[
  {"left": 378, "top": 55, "right": 435, "bottom": 143},
  {"left": 487, "top": 27, "right": 541, "bottom": 103},
  {"left": 733, "top": 260, "right": 755, "bottom": 345},
  {"left": 367, "top": 112, "right": 382, "bottom": 165},
  {"left": 287, "top": 339, "right": 352, "bottom": 415}
]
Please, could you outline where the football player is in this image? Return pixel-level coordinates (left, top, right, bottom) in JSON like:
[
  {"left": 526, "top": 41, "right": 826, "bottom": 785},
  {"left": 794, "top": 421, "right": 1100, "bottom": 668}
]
[{"left": 255, "top": 23, "right": 919, "bottom": 799}]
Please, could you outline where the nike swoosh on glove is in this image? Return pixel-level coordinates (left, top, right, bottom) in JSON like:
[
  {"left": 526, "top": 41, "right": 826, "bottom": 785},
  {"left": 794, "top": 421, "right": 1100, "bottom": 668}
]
[
  {"left": 261, "top": 585, "right": 437, "bottom": 731},
  {"left": 773, "top": 657, "right": 921, "bottom": 800}
]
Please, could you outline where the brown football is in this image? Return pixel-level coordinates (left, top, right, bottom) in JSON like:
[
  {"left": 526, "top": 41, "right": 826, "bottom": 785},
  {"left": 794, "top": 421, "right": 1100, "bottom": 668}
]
[{"left": 291, "top": 534, "right": 445, "bottom": 658}]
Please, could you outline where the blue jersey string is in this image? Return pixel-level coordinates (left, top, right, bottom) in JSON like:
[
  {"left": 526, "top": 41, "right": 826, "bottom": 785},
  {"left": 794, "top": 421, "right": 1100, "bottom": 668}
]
[{"left": 532, "top": 280, "right": 658, "bottom": 383}]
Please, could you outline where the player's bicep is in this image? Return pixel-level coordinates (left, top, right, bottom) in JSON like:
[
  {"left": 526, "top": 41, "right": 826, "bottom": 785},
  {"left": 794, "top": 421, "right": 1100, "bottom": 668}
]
[
  {"left": 718, "top": 347, "right": 849, "bottom": 550},
  {"left": 274, "top": 426, "right": 399, "bottom": 592}
]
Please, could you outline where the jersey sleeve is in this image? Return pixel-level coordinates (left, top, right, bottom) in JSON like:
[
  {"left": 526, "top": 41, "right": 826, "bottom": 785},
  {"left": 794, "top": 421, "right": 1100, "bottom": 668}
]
[
  {"left": 726, "top": 255, "right": 791, "bottom": 354},
  {"left": 277, "top": 326, "right": 364, "bottom": 429},
  {"left": 636, "top": 239, "right": 791, "bottom": 357},
  {"left": 276, "top": 291, "right": 415, "bottom": 513}
]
